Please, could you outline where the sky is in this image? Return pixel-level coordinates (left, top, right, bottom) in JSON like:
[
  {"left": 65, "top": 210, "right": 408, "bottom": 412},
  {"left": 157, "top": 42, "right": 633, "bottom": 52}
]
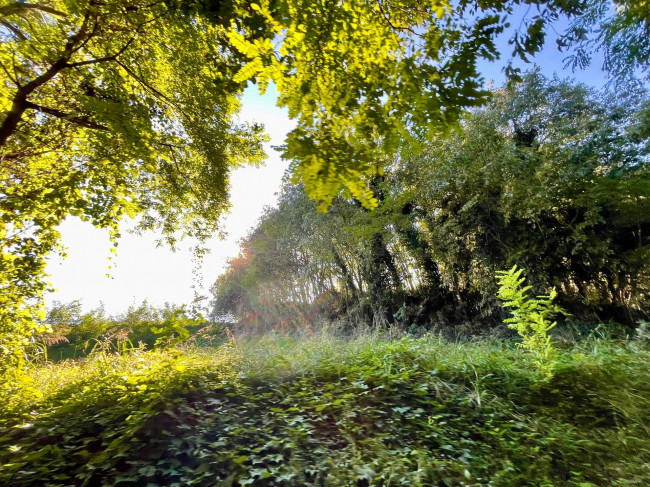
[
  {"left": 44, "top": 14, "right": 611, "bottom": 315},
  {"left": 45, "top": 87, "right": 295, "bottom": 314}
]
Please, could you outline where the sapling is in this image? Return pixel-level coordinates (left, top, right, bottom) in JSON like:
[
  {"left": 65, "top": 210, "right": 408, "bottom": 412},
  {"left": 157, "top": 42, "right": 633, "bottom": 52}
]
[{"left": 496, "top": 265, "right": 568, "bottom": 375}]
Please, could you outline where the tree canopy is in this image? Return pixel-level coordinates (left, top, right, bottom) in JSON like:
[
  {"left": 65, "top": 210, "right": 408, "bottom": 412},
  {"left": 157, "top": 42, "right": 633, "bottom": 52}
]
[
  {"left": 194, "top": 0, "right": 649, "bottom": 209},
  {"left": 0, "top": 0, "right": 266, "bottom": 372},
  {"left": 1, "top": 0, "right": 648, "bottom": 372},
  {"left": 212, "top": 73, "right": 650, "bottom": 332}
]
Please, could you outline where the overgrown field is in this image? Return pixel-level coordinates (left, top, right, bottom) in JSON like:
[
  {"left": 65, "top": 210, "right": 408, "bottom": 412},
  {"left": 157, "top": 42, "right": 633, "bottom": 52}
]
[{"left": 1, "top": 334, "right": 649, "bottom": 486}]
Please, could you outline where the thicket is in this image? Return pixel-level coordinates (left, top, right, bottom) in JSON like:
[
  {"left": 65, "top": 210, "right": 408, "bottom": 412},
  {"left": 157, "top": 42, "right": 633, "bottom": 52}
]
[
  {"left": 212, "top": 73, "right": 650, "bottom": 334},
  {"left": 1, "top": 333, "right": 649, "bottom": 486},
  {"left": 36, "top": 301, "right": 226, "bottom": 362}
]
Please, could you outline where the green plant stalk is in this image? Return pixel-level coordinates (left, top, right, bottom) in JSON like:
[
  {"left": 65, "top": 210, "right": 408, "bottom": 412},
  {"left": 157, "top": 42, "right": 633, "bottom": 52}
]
[{"left": 496, "top": 265, "right": 568, "bottom": 375}]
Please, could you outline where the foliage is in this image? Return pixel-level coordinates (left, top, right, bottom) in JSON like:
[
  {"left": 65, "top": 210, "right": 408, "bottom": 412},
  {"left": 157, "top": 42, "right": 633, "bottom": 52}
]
[
  {"left": 496, "top": 265, "right": 566, "bottom": 371},
  {"left": 212, "top": 73, "right": 650, "bottom": 332},
  {"left": 560, "top": 0, "right": 650, "bottom": 84},
  {"left": 0, "top": 303, "right": 49, "bottom": 378},
  {"left": 40, "top": 301, "right": 226, "bottom": 361},
  {"left": 1, "top": 334, "right": 649, "bottom": 485},
  {"left": 397, "top": 73, "right": 650, "bottom": 323},
  {"left": 207, "top": 0, "right": 649, "bottom": 209},
  {"left": 0, "top": 0, "right": 267, "bottom": 375},
  {"left": 151, "top": 306, "right": 203, "bottom": 348}
]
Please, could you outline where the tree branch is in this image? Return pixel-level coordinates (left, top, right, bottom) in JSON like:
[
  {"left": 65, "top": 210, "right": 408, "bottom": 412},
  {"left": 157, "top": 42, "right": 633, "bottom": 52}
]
[
  {"left": 115, "top": 59, "right": 192, "bottom": 121},
  {"left": 65, "top": 38, "right": 135, "bottom": 68},
  {"left": 0, "top": 19, "right": 27, "bottom": 40},
  {"left": 0, "top": 10, "right": 97, "bottom": 146},
  {"left": 0, "top": 2, "right": 67, "bottom": 19},
  {"left": 0, "top": 57, "right": 18, "bottom": 85},
  {"left": 24, "top": 101, "right": 109, "bottom": 131},
  {"left": 375, "top": 0, "right": 418, "bottom": 36}
]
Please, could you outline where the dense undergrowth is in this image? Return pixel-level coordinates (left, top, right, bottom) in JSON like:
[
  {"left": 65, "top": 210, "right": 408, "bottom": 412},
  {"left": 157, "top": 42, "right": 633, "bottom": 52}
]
[
  {"left": 1, "top": 332, "right": 649, "bottom": 486},
  {"left": 38, "top": 301, "right": 226, "bottom": 362}
]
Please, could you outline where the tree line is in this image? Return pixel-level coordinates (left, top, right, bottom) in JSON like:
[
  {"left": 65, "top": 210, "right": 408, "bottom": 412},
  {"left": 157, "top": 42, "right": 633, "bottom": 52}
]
[
  {"left": 211, "top": 73, "right": 650, "bottom": 333},
  {"left": 1, "top": 0, "right": 648, "bottom": 373}
]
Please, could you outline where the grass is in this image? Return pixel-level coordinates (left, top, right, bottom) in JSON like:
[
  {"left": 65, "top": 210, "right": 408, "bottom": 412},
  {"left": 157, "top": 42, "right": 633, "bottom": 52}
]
[{"left": 1, "top": 331, "right": 649, "bottom": 486}]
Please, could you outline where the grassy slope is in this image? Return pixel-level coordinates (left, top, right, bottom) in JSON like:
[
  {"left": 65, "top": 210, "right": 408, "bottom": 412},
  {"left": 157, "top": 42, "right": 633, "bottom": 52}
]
[{"left": 1, "top": 334, "right": 649, "bottom": 486}]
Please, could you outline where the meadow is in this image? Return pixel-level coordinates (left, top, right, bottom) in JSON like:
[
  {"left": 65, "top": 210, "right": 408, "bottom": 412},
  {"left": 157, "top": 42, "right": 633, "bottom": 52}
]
[
  {"left": 2, "top": 2, "right": 649, "bottom": 486},
  {"left": 1, "top": 328, "right": 649, "bottom": 486}
]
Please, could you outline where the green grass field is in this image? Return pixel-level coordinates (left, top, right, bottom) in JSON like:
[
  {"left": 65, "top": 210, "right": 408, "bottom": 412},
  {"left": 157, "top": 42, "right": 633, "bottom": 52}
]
[{"left": 1, "top": 333, "right": 649, "bottom": 486}]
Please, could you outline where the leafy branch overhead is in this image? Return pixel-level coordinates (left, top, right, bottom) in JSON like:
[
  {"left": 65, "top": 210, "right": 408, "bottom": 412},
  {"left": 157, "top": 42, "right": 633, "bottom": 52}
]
[
  {"left": 0, "top": 0, "right": 266, "bottom": 373},
  {"left": 206, "top": 0, "right": 649, "bottom": 209},
  {"left": 221, "top": 0, "right": 507, "bottom": 209}
]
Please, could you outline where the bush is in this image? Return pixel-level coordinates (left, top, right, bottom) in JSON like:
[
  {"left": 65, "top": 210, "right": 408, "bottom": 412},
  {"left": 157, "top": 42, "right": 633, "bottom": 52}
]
[{"left": 41, "top": 301, "right": 226, "bottom": 361}]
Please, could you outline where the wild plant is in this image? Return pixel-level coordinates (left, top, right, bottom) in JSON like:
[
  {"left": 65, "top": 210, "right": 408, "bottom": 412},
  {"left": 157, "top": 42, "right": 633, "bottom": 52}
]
[{"left": 496, "top": 265, "right": 568, "bottom": 375}]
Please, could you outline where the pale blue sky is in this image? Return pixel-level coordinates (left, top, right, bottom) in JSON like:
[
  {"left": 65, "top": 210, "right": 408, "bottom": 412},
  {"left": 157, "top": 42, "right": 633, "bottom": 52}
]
[{"left": 45, "top": 16, "right": 612, "bottom": 314}]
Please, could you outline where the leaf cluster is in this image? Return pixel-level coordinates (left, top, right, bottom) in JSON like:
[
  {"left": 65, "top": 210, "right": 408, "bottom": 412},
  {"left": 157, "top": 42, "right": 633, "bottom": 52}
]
[{"left": 496, "top": 265, "right": 567, "bottom": 371}]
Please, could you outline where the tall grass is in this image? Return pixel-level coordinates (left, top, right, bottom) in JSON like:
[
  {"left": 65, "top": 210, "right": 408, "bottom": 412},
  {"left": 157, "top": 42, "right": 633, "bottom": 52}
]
[{"left": 1, "top": 330, "right": 649, "bottom": 486}]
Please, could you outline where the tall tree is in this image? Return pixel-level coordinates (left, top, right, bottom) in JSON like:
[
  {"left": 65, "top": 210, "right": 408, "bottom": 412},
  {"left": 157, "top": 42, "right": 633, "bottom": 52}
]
[{"left": 0, "top": 0, "right": 266, "bottom": 373}]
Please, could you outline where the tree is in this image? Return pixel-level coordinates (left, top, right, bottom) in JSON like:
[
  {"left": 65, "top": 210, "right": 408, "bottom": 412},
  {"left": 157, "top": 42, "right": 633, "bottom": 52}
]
[
  {"left": 212, "top": 0, "right": 649, "bottom": 209},
  {"left": 211, "top": 184, "right": 346, "bottom": 331},
  {"left": 0, "top": 0, "right": 266, "bottom": 374},
  {"left": 213, "top": 73, "right": 650, "bottom": 331},
  {"left": 394, "top": 72, "right": 650, "bottom": 323}
]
